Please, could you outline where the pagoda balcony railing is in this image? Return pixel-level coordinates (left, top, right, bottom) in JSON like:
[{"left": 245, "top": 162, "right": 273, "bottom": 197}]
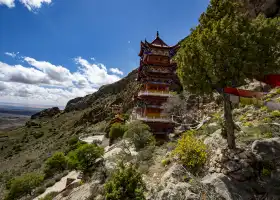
[
  {"left": 138, "top": 90, "right": 176, "bottom": 97},
  {"left": 136, "top": 114, "right": 173, "bottom": 123}
]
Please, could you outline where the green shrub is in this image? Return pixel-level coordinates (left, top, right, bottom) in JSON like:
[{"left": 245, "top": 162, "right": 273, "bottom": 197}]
[
  {"left": 263, "top": 132, "right": 273, "bottom": 138},
  {"left": 105, "top": 162, "right": 146, "bottom": 200},
  {"left": 38, "top": 191, "right": 59, "bottom": 200},
  {"left": 66, "top": 141, "right": 86, "bottom": 153},
  {"left": 34, "top": 186, "right": 46, "bottom": 195},
  {"left": 263, "top": 117, "right": 272, "bottom": 123},
  {"left": 136, "top": 145, "right": 155, "bottom": 162},
  {"left": 239, "top": 114, "right": 247, "bottom": 121},
  {"left": 122, "top": 114, "right": 130, "bottom": 121},
  {"left": 260, "top": 106, "right": 268, "bottom": 111},
  {"left": 109, "top": 123, "right": 127, "bottom": 141},
  {"left": 264, "top": 98, "right": 271, "bottom": 102},
  {"left": 45, "top": 179, "right": 56, "bottom": 187},
  {"left": 161, "top": 158, "right": 171, "bottom": 166},
  {"left": 261, "top": 168, "right": 271, "bottom": 176},
  {"left": 172, "top": 131, "right": 207, "bottom": 173},
  {"left": 44, "top": 152, "right": 67, "bottom": 177},
  {"left": 68, "top": 136, "right": 79, "bottom": 146},
  {"left": 271, "top": 110, "right": 280, "bottom": 117},
  {"left": 124, "top": 120, "right": 155, "bottom": 151},
  {"left": 67, "top": 144, "right": 104, "bottom": 173},
  {"left": 240, "top": 97, "right": 254, "bottom": 105},
  {"left": 66, "top": 151, "right": 79, "bottom": 170},
  {"left": 5, "top": 173, "right": 44, "bottom": 200},
  {"left": 243, "top": 122, "right": 253, "bottom": 127}
]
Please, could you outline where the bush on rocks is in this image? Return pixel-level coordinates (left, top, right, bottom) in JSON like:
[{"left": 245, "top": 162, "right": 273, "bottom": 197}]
[
  {"left": 124, "top": 120, "right": 155, "bottom": 151},
  {"left": 67, "top": 144, "right": 104, "bottom": 173},
  {"left": 44, "top": 152, "right": 67, "bottom": 177},
  {"left": 172, "top": 131, "right": 207, "bottom": 173},
  {"left": 34, "top": 186, "right": 46, "bottom": 196},
  {"left": 109, "top": 123, "right": 127, "bottom": 141},
  {"left": 105, "top": 162, "right": 146, "bottom": 200}
]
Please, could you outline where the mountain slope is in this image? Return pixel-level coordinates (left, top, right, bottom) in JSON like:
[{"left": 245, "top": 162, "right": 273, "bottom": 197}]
[{"left": 0, "top": 69, "right": 140, "bottom": 199}]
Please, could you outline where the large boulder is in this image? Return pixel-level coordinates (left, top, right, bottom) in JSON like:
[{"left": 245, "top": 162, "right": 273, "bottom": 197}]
[
  {"left": 204, "top": 129, "right": 228, "bottom": 149},
  {"left": 202, "top": 173, "right": 255, "bottom": 200},
  {"left": 251, "top": 137, "right": 280, "bottom": 161},
  {"left": 160, "top": 164, "right": 189, "bottom": 186},
  {"left": 31, "top": 107, "right": 60, "bottom": 119},
  {"left": 156, "top": 182, "right": 199, "bottom": 200}
]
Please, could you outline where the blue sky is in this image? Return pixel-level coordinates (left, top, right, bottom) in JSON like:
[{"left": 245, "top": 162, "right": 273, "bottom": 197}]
[{"left": 0, "top": 0, "right": 209, "bottom": 107}]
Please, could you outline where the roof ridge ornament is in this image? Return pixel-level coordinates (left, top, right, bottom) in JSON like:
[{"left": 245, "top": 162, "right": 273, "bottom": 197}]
[{"left": 156, "top": 31, "right": 159, "bottom": 38}]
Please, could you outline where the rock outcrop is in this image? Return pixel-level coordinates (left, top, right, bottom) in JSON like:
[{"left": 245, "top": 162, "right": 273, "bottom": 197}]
[
  {"left": 242, "top": 0, "right": 280, "bottom": 18},
  {"left": 208, "top": 147, "right": 255, "bottom": 181},
  {"left": 31, "top": 107, "right": 60, "bottom": 119},
  {"left": 252, "top": 137, "right": 280, "bottom": 161}
]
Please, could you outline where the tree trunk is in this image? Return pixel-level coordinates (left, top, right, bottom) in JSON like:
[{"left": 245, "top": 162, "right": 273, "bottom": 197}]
[{"left": 223, "top": 93, "right": 236, "bottom": 149}]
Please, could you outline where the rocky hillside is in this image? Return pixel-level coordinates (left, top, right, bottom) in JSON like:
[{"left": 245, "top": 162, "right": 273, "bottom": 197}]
[{"left": 0, "top": 69, "right": 140, "bottom": 199}]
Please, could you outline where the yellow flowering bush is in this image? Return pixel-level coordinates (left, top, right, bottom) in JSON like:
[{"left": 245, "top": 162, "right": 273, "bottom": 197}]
[{"left": 172, "top": 131, "right": 207, "bottom": 172}]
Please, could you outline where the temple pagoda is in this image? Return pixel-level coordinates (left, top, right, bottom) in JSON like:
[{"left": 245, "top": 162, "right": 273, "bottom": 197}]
[{"left": 132, "top": 32, "right": 180, "bottom": 134}]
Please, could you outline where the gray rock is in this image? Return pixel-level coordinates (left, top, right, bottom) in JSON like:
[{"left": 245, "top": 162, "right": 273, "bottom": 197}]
[
  {"left": 239, "top": 152, "right": 248, "bottom": 159},
  {"left": 156, "top": 182, "right": 198, "bottom": 200},
  {"left": 224, "top": 161, "right": 241, "bottom": 172},
  {"left": 204, "top": 129, "right": 227, "bottom": 149},
  {"left": 251, "top": 137, "right": 280, "bottom": 161},
  {"left": 228, "top": 167, "right": 254, "bottom": 182},
  {"left": 202, "top": 173, "right": 254, "bottom": 200},
  {"left": 206, "top": 122, "right": 221, "bottom": 135},
  {"left": 161, "top": 164, "right": 190, "bottom": 186},
  {"left": 209, "top": 167, "right": 216, "bottom": 173}
]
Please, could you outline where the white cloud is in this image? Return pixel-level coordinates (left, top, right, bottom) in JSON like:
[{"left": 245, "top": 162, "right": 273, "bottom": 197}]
[
  {"left": 24, "top": 57, "right": 72, "bottom": 83},
  {"left": 74, "top": 56, "right": 120, "bottom": 87},
  {"left": 0, "top": 0, "right": 15, "bottom": 8},
  {"left": 90, "top": 57, "right": 95, "bottom": 61},
  {"left": 0, "top": 56, "right": 122, "bottom": 107},
  {"left": 4, "top": 52, "right": 17, "bottom": 58},
  {"left": 109, "top": 68, "right": 124, "bottom": 75},
  {"left": 0, "top": 61, "right": 50, "bottom": 85},
  {"left": 0, "top": 0, "right": 51, "bottom": 11},
  {"left": 19, "top": 0, "right": 51, "bottom": 11}
]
